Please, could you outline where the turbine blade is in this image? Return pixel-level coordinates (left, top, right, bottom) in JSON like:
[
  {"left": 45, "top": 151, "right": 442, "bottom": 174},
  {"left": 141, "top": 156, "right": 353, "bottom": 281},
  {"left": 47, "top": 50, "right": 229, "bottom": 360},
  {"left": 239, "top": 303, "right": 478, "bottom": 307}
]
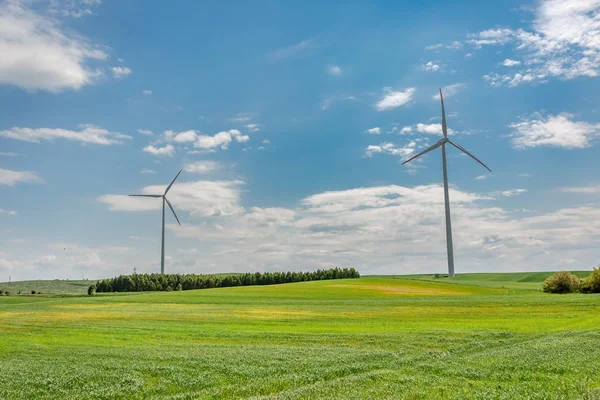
[
  {"left": 165, "top": 197, "right": 181, "bottom": 226},
  {"left": 440, "top": 88, "right": 448, "bottom": 138},
  {"left": 164, "top": 169, "right": 183, "bottom": 195},
  {"left": 128, "top": 194, "right": 163, "bottom": 198},
  {"left": 447, "top": 140, "right": 492, "bottom": 172},
  {"left": 401, "top": 141, "right": 444, "bottom": 165}
]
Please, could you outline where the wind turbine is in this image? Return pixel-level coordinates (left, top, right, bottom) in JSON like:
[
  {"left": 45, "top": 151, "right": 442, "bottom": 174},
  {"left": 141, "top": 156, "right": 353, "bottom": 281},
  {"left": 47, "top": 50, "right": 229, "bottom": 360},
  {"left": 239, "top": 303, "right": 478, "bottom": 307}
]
[
  {"left": 129, "top": 169, "right": 182, "bottom": 274},
  {"left": 402, "top": 89, "right": 491, "bottom": 277}
]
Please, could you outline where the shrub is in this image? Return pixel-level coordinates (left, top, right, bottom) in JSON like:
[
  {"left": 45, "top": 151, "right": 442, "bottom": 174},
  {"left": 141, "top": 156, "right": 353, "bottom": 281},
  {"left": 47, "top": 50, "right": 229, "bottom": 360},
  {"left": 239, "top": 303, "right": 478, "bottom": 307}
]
[
  {"left": 4, "top": 291, "right": 9, "bottom": 296},
  {"left": 175, "top": 283, "right": 182, "bottom": 291},
  {"left": 580, "top": 267, "right": 600, "bottom": 294},
  {"left": 31, "top": 290, "right": 36, "bottom": 295},
  {"left": 87, "top": 285, "right": 96, "bottom": 296},
  {"left": 542, "top": 271, "right": 580, "bottom": 293},
  {"left": 0, "top": 290, "right": 3, "bottom": 295}
]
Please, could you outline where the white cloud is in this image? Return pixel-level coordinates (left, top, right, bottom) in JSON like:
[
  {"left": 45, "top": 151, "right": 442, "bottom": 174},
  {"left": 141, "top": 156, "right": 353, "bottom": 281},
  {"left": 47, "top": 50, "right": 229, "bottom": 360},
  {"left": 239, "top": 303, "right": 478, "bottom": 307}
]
[
  {"left": 561, "top": 185, "right": 600, "bottom": 194},
  {"left": 422, "top": 61, "right": 440, "bottom": 72},
  {"left": 143, "top": 144, "right": 175, "bottom": 157},
  {"left": 184, "top": 161, "right": 218, "bottom": 174},
  {"left": 425, "top": 41, "right": 463, "bottom": 50},
  {"left": 235, "top": 134, "right": 250, "bottom": 143},
  {"left": 0, "top": 124, "right": 131, "bottom": 145},
  {"left": 262, "top": 139, "right": 270, "bottom": 144},
  {"left": 364, "top": 141, "right": 417, "bottom": 158},
  {"left": 0, "top": 208, "right": 18, "bottom": 216},
  {"left": 365, "top": 127, "right": 381, "bottom": 135},
  {"left": 269, "top": 37, "right": 315, "bottom": 61},
  {"left": 500, "top": 189, "right": 527, "bottom": 197},
  {"left": 326, "top": 64, "right": 342, "bottom": 76},
  {"left": 400, "top": 123, "right": 454, "bottom": 136},
  {"left": 230, "top": 113, "right": 256, "bottom": 123},
  {"left": 142, "top": 89, "right": 152, "bottom": 95},
  {"left": 468, "top": 28, "right": 515, "bottom": 47},
  {"left": 140, "top": 169, "right": 156, "bottom": 174},
  {"left": 0, "top": 1, "right": 108, "bottom": 92},
  {"left": 195, "top": 129, "right": 249, "bottom": 150},
  {"left": 245, "top": 124, "right": 260, "bottom": 133},
  {"left": 9, "top": 181, "right": 600, "bottom": 278},
  {"left": 137, "top": 129, "right": 153, "bottom": 135},
  {"left": 474, "top": 1, "right": 600, "bottom": 86},
  {"left": 432, "top": 83, "right": 465, "bottom": 100},
  {"left": 375, "top": 87, "right": 415, "bottom": 111},
  {"left": 519, "top": 173, "right": 533, "bottom": 177},
  {"left": 475, "top": 175, "right": 487, "bottom": 180},
  {"left": 502, "top": 58, "right": 521, "bottom": 67},
  {"left": 99, "top": 180, "right": 245, "bottom": 217},
  {"left": 0, "top": 152, "right": 18, "bottom": 156},
  {"left": 510, "top": 112, "right": 600, "bottom": 149},
  {"left": 164, "top": 130, "right": 197, "bottom": 143},
  {"left": 111, "top": 66, "right": 132, "bottom": 78},
  {"left": 0, "top": 168, "right": 44, "bottom": 186}
]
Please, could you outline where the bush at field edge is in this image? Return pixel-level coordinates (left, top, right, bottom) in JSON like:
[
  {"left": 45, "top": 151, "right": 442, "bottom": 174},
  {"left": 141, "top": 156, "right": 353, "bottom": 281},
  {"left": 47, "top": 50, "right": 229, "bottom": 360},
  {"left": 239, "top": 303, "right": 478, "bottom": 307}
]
[{"left": 542, "top": 271, "right": 580, "bottom": 294}]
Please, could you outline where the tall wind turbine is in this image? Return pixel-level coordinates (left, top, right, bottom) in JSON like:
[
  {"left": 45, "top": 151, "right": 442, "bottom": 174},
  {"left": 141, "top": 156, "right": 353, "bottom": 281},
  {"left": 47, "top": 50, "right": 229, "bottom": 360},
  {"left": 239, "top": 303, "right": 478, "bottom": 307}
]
[
  {"left": 402, "top": 89, "right": 491, "bottom": 277},
  {"left": 129, "top": 169, "right": 182, "bottom": 274}
]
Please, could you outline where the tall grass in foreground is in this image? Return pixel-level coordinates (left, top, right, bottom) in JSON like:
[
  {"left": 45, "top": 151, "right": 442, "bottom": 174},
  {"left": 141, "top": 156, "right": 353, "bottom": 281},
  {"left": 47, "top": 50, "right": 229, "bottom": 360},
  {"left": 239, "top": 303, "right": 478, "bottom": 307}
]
[{"left": 94, "top": 267, "right": 360, "bottom": 293}]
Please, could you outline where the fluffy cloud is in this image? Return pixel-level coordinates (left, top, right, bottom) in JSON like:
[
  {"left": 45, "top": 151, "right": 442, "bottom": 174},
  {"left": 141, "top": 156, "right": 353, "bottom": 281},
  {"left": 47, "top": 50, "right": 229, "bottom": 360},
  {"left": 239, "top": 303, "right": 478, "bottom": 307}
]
[
  {"left": 99, "top": 179, "right": 245, "bottom": 216},
  {"left": 9, "top": 182, "right": 600, "bottom": 278},
  {"left": 0, "top": 1, "right": 109, "bottom": 92},
  {"left": 365, "top": 141, "right": 417, "bottom": 158},
  {"left": 474, "top": 1, "right": 600, "bottom": 86},
  {"left": 164, "top": 130, "right": 197, "bottom": 143},
  {"left": 422, "top": 61, "right": 440, "bottom": 72},
  {"left": 143, "top": 144, "right": 175, "bottom": 157},
  {"left": 245, "top": 124, "right": 260, "bottom": 133},
  {"left": 500, "top": 189, "right": 527, "bottom": 197},
  {"left": 502, "top": 59, "right": 521, "bottom": 67},
  {"left": 184, "top": 161, "right": 218, "bottom": 174},
  {"left": 365, "top": 127, "right": 381, "bottom": 135},
  {"left": 111, "top": 66, "right": 132, "bottom": 78},
  {"left": 375, "top": 87, "right": 415, "bottom": 111},
  {"left": 510, "top": 113, "right": 600, "bottom": 149},
  {"left": 142, "top": 89, "right": 152, "bottom": 95},
  {"left": 0, "top": 168, "right": 44, "bottom": 186},
  {"left": 0, "top": 125, "right": 131, "bottom": 145},
  {"left": 137, "top": 129, "right": 153, "bottom": 135},
  {"left": 400, "top": 123, "right": 454, "bottom": 136},
  {"left": 195, "top": 129, "right": 249, "bottom": 150},
  {"left": 326, "top": 64, "right": 342, "bottom": 76}
]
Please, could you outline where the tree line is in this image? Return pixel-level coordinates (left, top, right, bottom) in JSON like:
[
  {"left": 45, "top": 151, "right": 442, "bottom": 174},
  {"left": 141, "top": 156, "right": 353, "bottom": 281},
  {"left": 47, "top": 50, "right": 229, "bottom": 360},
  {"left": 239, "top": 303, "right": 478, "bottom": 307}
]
[{"left": 93, "top": 267, "right": 360, "bottom": 293}]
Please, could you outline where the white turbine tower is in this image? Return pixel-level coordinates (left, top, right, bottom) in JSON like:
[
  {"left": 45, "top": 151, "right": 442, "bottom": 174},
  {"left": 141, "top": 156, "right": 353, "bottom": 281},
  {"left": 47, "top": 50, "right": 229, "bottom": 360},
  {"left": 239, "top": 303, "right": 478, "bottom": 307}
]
[
  {"left": 129, "top": 169, "right": 182, "bottom": 274},
  {"left": 402, "top": 89, "right": 491, "bottom": 277}
]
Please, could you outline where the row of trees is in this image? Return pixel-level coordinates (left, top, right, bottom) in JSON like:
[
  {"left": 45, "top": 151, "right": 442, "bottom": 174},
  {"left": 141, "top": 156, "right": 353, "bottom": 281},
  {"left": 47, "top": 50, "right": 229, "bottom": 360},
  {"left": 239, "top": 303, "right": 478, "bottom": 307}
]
[
  {"left": 93, "top": 267, "right": 360, "bottom": 293},
  {"left": 542, "top": 268, "right": 600, "bottom": 293}
]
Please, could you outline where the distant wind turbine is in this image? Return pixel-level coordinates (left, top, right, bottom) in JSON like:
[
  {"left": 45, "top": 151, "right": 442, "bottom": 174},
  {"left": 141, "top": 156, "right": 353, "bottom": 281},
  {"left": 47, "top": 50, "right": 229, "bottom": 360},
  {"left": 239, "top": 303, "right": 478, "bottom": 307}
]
[
  {"left": 129, "top": 169, "right": 183, "bottom": 274},
  {"left": 402, "top": 89, "right": 491, "bottom": 277}
]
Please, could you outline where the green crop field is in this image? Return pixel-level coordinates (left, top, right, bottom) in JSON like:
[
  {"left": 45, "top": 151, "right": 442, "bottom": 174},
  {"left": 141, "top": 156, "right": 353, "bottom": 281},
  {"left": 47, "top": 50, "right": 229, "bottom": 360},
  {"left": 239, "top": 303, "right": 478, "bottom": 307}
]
[{"left": 1, "top": 274, "right": 600, "bottom": 399}]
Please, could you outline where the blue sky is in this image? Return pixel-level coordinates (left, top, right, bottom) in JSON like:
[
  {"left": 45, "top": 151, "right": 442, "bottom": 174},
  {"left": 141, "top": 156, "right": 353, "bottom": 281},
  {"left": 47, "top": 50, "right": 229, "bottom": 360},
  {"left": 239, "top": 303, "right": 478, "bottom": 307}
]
[{"left": 1, "top": 0, "right": 599, "bottom": 280}]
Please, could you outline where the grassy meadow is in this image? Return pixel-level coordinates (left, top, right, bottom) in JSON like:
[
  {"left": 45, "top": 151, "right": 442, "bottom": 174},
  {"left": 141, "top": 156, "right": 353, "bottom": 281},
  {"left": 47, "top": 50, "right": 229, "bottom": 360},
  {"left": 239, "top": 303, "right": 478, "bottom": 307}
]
[{"left": 1, "top": 274, "right": 599, "bottom": 399}]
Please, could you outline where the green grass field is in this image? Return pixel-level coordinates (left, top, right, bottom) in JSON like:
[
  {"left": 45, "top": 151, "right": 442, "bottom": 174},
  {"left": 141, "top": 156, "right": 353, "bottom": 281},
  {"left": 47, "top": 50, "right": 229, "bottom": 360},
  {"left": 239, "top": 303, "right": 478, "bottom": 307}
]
[{"left": 1, "top": 274, "right": 599, "bottom": 399}]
